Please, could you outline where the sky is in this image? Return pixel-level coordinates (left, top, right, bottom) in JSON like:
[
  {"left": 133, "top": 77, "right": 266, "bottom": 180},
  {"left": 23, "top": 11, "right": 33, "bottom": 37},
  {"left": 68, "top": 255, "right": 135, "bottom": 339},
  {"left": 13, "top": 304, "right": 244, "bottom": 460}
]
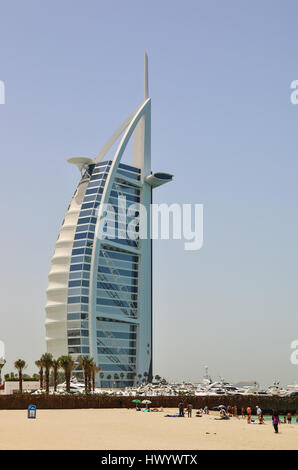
[{"left": 0, "top": 0, "right": 298, "bottom": 386}]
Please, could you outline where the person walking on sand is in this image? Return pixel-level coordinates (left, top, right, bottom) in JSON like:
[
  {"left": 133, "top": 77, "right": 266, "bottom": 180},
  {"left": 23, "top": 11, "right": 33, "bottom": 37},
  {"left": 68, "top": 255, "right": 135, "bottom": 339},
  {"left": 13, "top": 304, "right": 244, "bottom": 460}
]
[
  {"left": 287, "top": 412, "right": 292, "bottom": 424},
  {"left": 187, "top": 403, "right": 193, "bottom": 418},
  {"left": 178, "top": 402, "right": 184, "bottom": 417},
  {"left": 246, "top": 406, "right": 252, "bottom": 423},
  {"left": 256, "top": 405, "right": 262, "bottom": 422},
  {"left": 241, "top": 406, "right": 245, "bottom": 418},
  {"left": 272, "top": 410, "right": 279, "bottom": 433}
]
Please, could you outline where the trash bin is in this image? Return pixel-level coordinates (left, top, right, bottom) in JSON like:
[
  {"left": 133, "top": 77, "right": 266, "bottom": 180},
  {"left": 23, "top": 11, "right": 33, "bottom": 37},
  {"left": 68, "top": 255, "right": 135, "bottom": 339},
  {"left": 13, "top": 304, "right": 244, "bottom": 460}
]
[{"left": 27, "top": 405, "right": 36, "bottom": 419}]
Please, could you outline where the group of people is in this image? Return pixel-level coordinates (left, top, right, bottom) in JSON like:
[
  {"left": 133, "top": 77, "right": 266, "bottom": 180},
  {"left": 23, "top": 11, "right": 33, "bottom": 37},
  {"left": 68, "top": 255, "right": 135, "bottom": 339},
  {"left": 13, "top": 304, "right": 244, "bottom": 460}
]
[
  {"left": 168, "top": 402, "right": 297, "bottom": 431},
  {"left": 178, "top": 402, "right": 193, "bottom": 417},
  {"left": 244, "top": 405, "right": 264, "bottom": 424},
  {"left": 214, "top": 408, "right": 230, "bottom": 420},
  {"left": 241, "top": 405, "right": 297, "bottom": 432},
  {"left": 136, "top": 405, "right": 164, "bottom": 412},
  {"left": 271, "top": 411, "right": 298, "bottom": 433},
  {"left": 226, "top": 405, "right": 239, "bottom": 418},
  {"left": 177, "top": 402, "right": 210, "bottom": 418},
  {"left": 196, "top": 406, "right": 209, "bottom": 417}
]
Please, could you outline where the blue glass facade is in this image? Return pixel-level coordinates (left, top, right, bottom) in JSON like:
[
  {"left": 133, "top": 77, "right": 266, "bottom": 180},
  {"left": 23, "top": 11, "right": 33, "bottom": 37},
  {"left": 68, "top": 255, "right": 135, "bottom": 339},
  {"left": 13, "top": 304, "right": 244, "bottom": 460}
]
[{"left": 66, "top": 161, "right": 141, "bottom": 385}]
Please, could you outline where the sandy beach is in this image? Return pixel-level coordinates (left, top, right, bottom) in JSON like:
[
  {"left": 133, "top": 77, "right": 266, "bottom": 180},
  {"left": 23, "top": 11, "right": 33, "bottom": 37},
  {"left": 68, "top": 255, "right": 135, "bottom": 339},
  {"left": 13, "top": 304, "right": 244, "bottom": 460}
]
[{"left": 0, "top": 408, "right": 297, "bottom": 450}]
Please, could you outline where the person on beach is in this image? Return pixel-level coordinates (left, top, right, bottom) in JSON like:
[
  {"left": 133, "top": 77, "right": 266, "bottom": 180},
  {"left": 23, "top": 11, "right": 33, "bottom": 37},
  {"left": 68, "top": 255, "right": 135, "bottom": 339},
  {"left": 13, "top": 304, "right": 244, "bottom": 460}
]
[
  {"left": 272, "top": 410, "right": 279, "bottom": 433},
  {"left": 178, "top": 402, "right": 184, "bottom": 417},
  {"left": 296, "top": 416, "right": 298, "bottom": 423},
  {"left": 246, "top": 406, "right": 252, "bottom": 423},
  {"left": 233, "top": 406, "right": 238, "bottom": 418},
  {"left": 214, "top": 409, "right": 230, "bottom": 420},
  {"left": 241, "top": 406, "right": 245, "bottom": 418},
  {"left": 256, "top": 405, "right": 262, "bottom": 422},
  {"left": 287, "top": 412, "right": 292, "bottom": 424},
  {"left": 187, "top": 403, "right": 193, "bottom": 418},
  {"left": 258, "top": 413, "right": 265, "bottom": 424}
]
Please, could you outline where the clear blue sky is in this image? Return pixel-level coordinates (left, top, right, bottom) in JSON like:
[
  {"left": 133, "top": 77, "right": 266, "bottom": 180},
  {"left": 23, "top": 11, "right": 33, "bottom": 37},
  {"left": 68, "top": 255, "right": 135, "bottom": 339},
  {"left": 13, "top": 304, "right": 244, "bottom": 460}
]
[{"left": 0, "top": 0, "right": 298, "bottom": 386}]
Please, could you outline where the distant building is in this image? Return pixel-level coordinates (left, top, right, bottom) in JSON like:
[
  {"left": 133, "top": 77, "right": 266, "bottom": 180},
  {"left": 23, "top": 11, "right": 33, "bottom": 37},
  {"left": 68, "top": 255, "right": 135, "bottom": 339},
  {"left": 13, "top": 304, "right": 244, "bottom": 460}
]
[
  {"left": 0, "top": 381, "right": 40, "bottom": 395},
  {"left": 235, "top": 381, "right": 259, "bottom": 387}
]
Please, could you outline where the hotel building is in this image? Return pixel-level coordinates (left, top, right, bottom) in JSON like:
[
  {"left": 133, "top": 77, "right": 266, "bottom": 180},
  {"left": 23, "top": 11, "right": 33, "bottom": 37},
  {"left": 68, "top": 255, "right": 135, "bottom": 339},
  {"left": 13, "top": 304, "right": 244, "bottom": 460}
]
[{"left": 45, "top": 55, "right": 173, "bottom": 386}]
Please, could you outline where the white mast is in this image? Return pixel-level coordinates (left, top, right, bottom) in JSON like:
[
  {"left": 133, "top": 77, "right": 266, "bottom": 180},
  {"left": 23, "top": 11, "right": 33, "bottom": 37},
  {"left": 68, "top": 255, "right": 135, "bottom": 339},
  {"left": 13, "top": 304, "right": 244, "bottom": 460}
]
[
  {"left": 144, "top": 51, "right": 149, "bottom": 100},
  {"left": 132, "top": 52, "right": 151, "bottom": 175}
]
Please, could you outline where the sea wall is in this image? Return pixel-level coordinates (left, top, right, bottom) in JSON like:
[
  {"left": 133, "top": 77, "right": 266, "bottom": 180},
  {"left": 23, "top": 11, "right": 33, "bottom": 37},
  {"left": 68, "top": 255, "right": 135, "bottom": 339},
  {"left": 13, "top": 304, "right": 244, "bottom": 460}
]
[{"left": 0, "top": 394, "right": 298, "bottom": 414}]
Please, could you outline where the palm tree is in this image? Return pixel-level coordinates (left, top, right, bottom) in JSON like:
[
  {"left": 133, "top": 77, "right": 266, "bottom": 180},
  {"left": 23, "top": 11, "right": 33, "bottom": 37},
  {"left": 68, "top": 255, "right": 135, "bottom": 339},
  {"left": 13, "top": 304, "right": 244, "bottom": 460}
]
[
  {"left": 58, "top": 355, "right": 74, "bottom": 392},
  {"left": 79, "top": 356, "right": 92, "bottom": 393},
  {"left": 52, "top": 359, "right": 60, "bottom": 392},
  {"left": 114, "top": 373, "right": 119, "bottom": 388},
  {"left": 88, "top": 358, "right": 94, "bottom": 392},
  {"left": 99, "top": 372, "right": 104, "bottom": 388},
  {"left": 14, "top": 359, "right": 26, "bottom": 393},
  {"left": 155, "top": 374, "right": 161, "bottom": 382},
  {"left": 91, "top": 364, "right": 101, "bottom": 392},
  {"left": 41, "top": 353, "right": 53, "bottom": 393},
  {"left": 143, "top": 371, "right": 148, "bottom": 384},
  {"left": 120, "top": 372, "right": 125, "bottom": 388},
  {"left": 107, "top": 374, "right": 112, "bottom": 388},
  {"left": 35, "top": 360, "right": 44, "bottom": 390},
  {"left": 137, "top": 373, "right": 142, "bottom": 384}
]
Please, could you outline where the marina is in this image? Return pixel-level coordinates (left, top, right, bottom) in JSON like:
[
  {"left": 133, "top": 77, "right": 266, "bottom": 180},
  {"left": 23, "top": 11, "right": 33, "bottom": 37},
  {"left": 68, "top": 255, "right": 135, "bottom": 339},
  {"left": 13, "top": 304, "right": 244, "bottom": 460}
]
[{"left": 28, "top": 375, "right": 298, "bottom": 398}]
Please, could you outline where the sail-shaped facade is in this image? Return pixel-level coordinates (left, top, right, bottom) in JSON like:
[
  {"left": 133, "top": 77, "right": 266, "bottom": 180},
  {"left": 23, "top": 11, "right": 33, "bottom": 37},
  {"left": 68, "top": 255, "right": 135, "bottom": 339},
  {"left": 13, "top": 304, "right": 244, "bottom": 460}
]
[{"left": 45, "top": 55, "right": 173, "bottom": 387}]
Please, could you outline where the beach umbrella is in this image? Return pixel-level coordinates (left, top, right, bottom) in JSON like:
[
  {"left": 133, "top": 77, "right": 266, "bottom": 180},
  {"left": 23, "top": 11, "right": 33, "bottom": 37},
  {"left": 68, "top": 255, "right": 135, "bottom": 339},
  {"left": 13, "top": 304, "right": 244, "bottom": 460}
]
[
  {"left": 132, "top": 399, "right": 142, "bottom": 410},
  {"left": 142, "top": 400, "right": 152, "bottom": 404},
  {"left": 211, "top": 405, "right": 226, "bottom": 411}
]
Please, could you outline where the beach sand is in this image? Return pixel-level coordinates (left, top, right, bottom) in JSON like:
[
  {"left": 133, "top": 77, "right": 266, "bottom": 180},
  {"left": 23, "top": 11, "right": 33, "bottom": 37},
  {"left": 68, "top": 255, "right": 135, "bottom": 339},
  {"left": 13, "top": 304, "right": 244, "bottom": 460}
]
[{"left": 0, "top": 408, "right": 297, "bottom": 450}]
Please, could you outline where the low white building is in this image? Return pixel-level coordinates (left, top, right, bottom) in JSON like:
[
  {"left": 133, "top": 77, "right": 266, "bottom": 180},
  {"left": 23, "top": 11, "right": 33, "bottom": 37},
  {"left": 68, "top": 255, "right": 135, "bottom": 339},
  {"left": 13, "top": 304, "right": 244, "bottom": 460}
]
[{"left": 0, "top": 381, "right": 40, "bottom": 395}]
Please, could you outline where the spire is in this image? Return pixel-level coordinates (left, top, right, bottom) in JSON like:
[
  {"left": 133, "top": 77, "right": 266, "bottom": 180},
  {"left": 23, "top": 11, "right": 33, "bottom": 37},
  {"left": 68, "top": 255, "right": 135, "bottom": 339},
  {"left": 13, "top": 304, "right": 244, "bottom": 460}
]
[
  {"left": 132, "top": 53, "right": 151, "bottom": 175},
  {"left": 144, "top": 52, "right": 149, "bottom": 100}
]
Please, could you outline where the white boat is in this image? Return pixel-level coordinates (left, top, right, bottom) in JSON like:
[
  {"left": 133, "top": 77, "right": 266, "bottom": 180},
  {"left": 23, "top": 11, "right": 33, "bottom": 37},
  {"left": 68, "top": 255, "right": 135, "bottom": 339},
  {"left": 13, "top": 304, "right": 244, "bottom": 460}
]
[{"left": 57, "top": 379, "right": 85, "bottom": 393}]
